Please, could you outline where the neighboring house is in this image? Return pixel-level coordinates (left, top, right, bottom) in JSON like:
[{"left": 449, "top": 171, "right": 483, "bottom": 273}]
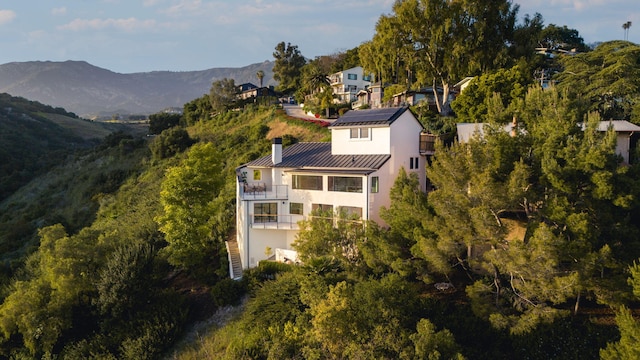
[
  {"left": 238, "top": 83, "right": 258, "bottom": 93},
  {"left": 238, "top": 82, "right": 277, "bottom": 101},
  {"left": 329, "top": 66, "right": 372, "bottom": 104},
  {"left": 240, "top": 85, "right": 278, "bottom": 101},
  {"left": 352, "top": 82, "right": 385, "bottom": 110},
  {"left": 594, "top": 120, "right": 640, "bottom": 164},
  {"left": 456, "top": 120, "right": 640, "bottom": 165},
  {"left": 391, "top": 87, "right": 455, "bottom": 112},
  {"left": 453, "top": 77, "right": 475, "bottom": 94},
  {"left": 232, "top": 107, "right": 430, "bottom": 277}
]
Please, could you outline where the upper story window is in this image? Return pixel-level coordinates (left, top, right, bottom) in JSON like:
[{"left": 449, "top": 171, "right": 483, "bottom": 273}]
[
  {"left": 363, "top": 75, "right": 372, "bottom": 81},
  {"left": 253, "top": 169, "right": 261, "bottom": 181},
  {"left": 350, "top": 127, "right": 370, "bottom": 139},
  {"left": 292, "top": 175, "right": 323, "bottom": 190},
  {"left": 328, "top": 176, "right": 362, "bottom": 193},
  {"left": 347, "top": 73, "right": 357, "bottom": 80},
  {"left": 371, "top": 176, "right": 379, "bottom": 193}
]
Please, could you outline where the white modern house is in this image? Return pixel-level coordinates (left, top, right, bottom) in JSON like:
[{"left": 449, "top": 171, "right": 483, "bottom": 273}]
[
  {"left": 329, "top": 66, "right": 372, "bottom": 104},
  {"left": 231, "top": 107, "right": 431, "bottom": 278}
]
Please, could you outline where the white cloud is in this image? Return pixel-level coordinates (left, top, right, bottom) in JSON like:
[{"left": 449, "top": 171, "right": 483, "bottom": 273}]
[
  {"left": 58, "top": 17, "right": 158, "bottom": 31},
  {"left": 0, "top": 9, "right": 16, "bottom": 25},
  {"left": 51, "top": 7, "right": 67, "bottom": 16}
]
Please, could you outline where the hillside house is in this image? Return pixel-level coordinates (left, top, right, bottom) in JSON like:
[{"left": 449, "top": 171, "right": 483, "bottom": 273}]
[
  {"left": 391, "top": 87, "right": 455, "bottom": 113},
  {"left": 329, "top": 66, "right": 372, "bottom": 104},
  {"left": 353, "top": 82, "right": 385, "bottom": 109},
  {"left": 231, "top": 107, "right": 431, "bottom": 278},
  {"left": 238, "top": 83, "right": 277, "bottom": 101}
]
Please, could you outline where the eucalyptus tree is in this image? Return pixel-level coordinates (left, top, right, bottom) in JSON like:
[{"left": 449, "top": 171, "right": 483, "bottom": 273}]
[
  {"left": 361, "top": 0, "right": 518, "bottom": 115},
  {"left": 209, "top": 78, "right": 239, "bottom": 113}
]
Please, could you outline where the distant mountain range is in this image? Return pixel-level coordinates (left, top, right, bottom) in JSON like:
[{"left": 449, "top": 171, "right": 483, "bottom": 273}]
[{"left": 0, "top": 60, "right": 275, "bottom": 117}]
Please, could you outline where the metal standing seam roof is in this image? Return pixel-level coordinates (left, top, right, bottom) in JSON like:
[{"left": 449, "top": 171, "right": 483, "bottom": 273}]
[
  {"left": 329, "top": 106, "right": 409, "bottom": 127},
  {"left": 242, "top": 142, "right": 390, "bottom": 173}
]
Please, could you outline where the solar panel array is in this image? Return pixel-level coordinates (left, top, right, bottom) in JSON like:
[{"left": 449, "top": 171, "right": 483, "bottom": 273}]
[{"left": 330, "top": 107, "right": 407, "bottom": 127}]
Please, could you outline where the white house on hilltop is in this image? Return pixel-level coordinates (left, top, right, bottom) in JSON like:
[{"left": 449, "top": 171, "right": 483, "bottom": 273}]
[
  {"left": 230, "top": 107, "right": 430, "bottom": 278},
  {"left": 329, "top": 66, "right": 372, "bottom": 104}
]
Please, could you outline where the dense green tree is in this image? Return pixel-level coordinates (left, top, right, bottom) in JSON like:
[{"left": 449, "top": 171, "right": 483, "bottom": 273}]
[
  {"left": 308, "top": 275, "right": 424, "bottom": 358},
  {"left": 272, "top": 41, "right": 306, "bottom": 94},
  {"left": 555, "top": 41, "right": 640, "bottom": 120},
  {"left": 209, "top": 78, "right": 239, "bottom": 113},
  {"left": 425, "top": 87, "right": 640, "bottom": 334},
  {"left": 156, "top": 142, "right": 229, "bottom": 277},
  {"left": 411, "top": 319, "right": 465, "bottom": 360},
  {"left": 182, "top": 95, "right": 212, "bottom": 126},
  {"left": 0, "top": 225, "right": 106, "bottom": 356},
  {"left": 293, "top": 209, "right": 365, "bottom": 273},
  {"left": 149, "top": 127, "right": 195, "bottom": 160},
  {"left": 601, "top": 261, "right": 640, "bottom": 359},
  {"left": 451, "top": 65, "right": 532, "bottom": 123},
  {"left": 148, "top": 112, "right": 181, "bottom": 135},
  {"left": 364, "top": 168, "right": 430, "bottom": 278},
  {"left": 539, "top": 24, "right": 589, "bottom": 53},
  {"left": 94, "top": 241, "right": 155, "bottom": 318}
]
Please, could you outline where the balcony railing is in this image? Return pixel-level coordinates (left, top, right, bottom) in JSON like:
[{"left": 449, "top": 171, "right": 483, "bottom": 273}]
[
  {"left": 250, "top": 214, "right": 302, "bottom": 229},
  {"left": 420, "top": 133, "right": 438, "bottom": 155},
  {"left": 241, "top": 183, "right": 288, "bottom": 200}
]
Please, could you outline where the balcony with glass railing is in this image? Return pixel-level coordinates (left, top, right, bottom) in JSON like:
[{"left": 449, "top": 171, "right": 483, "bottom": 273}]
[
  {"left": 241, "top": 183, "right": 288, "bottom": 200},
  {"left": 250, "top": 214, "right": 302, "bottom": 229}
]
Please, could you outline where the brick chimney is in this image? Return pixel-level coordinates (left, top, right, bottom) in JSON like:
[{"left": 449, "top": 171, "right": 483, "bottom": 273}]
[{"left": 272, "top": 137, "right": 282, "bottom": 165}]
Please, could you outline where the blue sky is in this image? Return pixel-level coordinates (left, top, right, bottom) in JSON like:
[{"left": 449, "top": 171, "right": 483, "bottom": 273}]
[{"left": 0, "top": 0, "right": 637, "bottom": 74}]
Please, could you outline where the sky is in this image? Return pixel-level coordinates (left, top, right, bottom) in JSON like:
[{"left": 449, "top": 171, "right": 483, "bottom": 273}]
[{"left": 0, "top": 0, "right": 638, "bottom": 74}]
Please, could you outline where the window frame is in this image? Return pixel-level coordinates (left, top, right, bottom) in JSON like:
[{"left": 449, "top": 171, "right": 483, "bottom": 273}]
[
  {"left": 254, "top": 202, "right": 277, "bottom": 223},
  {"left": 371, "top": 176, "right": 379, "bottom": 193},
  {"left": 289, "top": 202, "right": 303, "bottom": 215},
  {"left": 328, "top": 176, "right": 363, "bottom": 193},
  {"left": 292, "top": 174, "right": 323, "bottom": 190}
]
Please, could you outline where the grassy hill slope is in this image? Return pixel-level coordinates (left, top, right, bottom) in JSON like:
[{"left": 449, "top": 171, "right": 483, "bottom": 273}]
[{"left": 0, "top": 93, "right": 132, "bottom": 201}]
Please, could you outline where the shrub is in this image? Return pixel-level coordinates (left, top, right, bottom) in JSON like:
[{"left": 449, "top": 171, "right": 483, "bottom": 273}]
[{"left": 210, "top": 278, "right": 246, "bottom": 307}]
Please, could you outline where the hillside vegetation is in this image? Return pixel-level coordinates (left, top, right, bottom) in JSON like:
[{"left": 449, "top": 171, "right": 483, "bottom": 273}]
[{"left": 0, "top": 98, "right": 329, "bottom": 358}]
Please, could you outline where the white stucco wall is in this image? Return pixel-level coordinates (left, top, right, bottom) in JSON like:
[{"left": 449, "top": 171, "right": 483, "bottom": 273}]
[{"left": 331, "top": 126, "right": 391, "bottom": 155}]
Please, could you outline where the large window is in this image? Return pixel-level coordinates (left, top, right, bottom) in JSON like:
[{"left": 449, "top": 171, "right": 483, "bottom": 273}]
[
  {"left": 347, "top": 73, "right": 357, "bottom": 80},
  {"left": 289, "top": 202, "right": 303, "bottom": 215},
  {"left": 339, "top": 206, "right": 362, "bottom": 219},
  {"left": 253, "top": 169, "right": 261, "bottom": 181},
  {"left": 349, "top": 127, "right": 370, "bottom": 139},
  {"left": 328, "top": 176, "right": 362, "bottom": 193},
  {"left": 312, "top": 203, "right": 333, "bottom": 215},
  {"left": 292, "top": 175, "right": 323, "bottom": 190},
  {"left": 254, "top": 202, "right": 277, "bottom": 223}
]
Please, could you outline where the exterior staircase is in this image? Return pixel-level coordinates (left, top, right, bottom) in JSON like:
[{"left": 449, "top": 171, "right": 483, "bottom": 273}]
[{"left": 226, "top": 240, "right": 243, "bottom": 280}]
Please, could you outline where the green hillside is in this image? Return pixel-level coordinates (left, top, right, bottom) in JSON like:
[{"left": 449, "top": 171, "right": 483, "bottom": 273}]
[
  {"left": 0, "top": 100, "right": 330, "bottom": 358},
  {"left": 0, "top": 93, "right": 130, "bottom": 201}
]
